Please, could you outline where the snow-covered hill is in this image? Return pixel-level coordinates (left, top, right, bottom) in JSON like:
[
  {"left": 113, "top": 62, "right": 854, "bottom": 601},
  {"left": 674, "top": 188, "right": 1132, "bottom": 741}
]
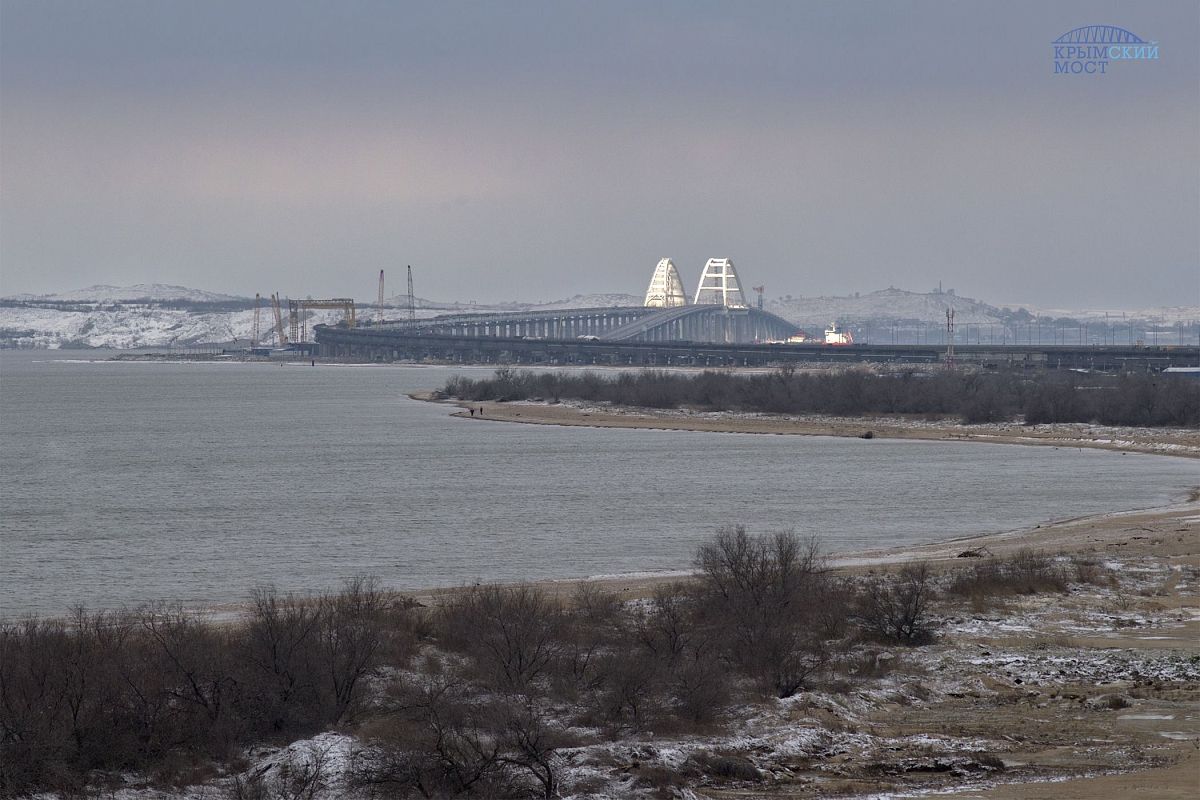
[
  {"left": 0, "top": 305, "right": 356, "bottom": 349},
  {"left": 1011, "top": 304, "right": 1199, "bottom": 326},
  {"left": 767, "top": 288, "right": 1006, "bottom": 325},
  {"left": 529, "top": 293, "right": 642, "bottom": 310},
  {"left": 10, "top": 283, "right": 247, "bottom": 304}
]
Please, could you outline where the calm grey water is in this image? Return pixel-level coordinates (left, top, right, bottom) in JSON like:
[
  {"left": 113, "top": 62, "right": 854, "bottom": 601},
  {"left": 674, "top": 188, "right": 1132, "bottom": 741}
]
[{"left": 1, "top": 350, "right": 1196, "bottom": 617}]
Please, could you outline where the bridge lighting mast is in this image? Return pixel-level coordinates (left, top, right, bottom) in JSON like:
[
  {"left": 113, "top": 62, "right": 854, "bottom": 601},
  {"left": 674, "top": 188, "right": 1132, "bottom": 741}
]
[
  {"left": 407, "top": 265, "right": 415, "bottom": 323},
  {"left": 945, "top": 308, "right": 956, "bottom": 370},
  {"left": 377, "top": 270, "right": 385, "bottom": 324}
]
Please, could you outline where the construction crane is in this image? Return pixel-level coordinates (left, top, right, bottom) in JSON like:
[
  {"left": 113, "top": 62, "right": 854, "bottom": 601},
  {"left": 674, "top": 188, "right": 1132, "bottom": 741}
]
[
  {"left": 270, "top": 293, "right": 287, "bottom": 346},
  {"left": 752, "top": 285, "right": 765, "bottom": 311},
  {"left": 407, "top": 265, "right": 415, "bottom": 323},
  {"left": 288, "top": 298, "right": 356, "bottom": 343},
  {"left": 252, "top": 293, "right": 262, "bottom": 348},
  {"left": 377, "top": 270, "right": 385, "bottom": 324}
]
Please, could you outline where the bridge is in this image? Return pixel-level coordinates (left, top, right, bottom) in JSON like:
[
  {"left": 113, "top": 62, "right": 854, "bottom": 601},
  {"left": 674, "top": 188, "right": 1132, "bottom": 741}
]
[
  {"left": 347, "top": 257, "right": 798, "bottom": 345},
  {"left": 359, "top": 303, "right": 798, "bottom": 344},
  {"left": 311, "top": 257, "right": 1198, "bottom": 370},
  {"left": 313, "top": 326, "right": 1197, "bottom": 372}
]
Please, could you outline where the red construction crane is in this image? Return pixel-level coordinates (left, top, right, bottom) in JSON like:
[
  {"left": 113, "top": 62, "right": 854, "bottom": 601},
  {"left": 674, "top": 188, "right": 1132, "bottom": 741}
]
[{"left": 752, "top": 285, "right": 765, "bottom": 311}]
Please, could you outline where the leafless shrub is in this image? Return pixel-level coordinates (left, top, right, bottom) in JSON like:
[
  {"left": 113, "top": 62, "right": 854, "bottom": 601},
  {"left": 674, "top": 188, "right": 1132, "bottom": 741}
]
[
  {"left": 238, "top": 589, "right": 323, "bottom": 735},
  {"left": 695, "top": 527, "right": 831, "bottom": 697},
  {"left": 495, "top": 697, "right": 575, "bottom": 799},
  {"left": 636, "top": 583, "right": 703, "bottom": 667},
  {"left": 315, "top": 577, "right": 391, "bottom": 724},
  {"left": 552, "top": 584, "right": 624, "bottom": 698},
  {"left": 664, "top": 640, "right": 732, "bottom": 725},
  {"left": 589, "top": 650, "right": 663, "bottom": 735},
  {"left": 1070, "top": 555, "right": 1107, "bottom": 585},
  {"left": 948, "top": 549, "right": 1068, "bottom": 599},
  {"left": 686, "top": 750, "right": 761, "bottom": 782},
  {"left": 351, "top": 676, "right": 515, "bottom": 798},
  {"left": 837, "top": 648, "right": 897, "bottom": 679},
  {"left": 853, "top": 562, "right": 937, "bottom": 645},
  {"left": 228, "top": 741, "right": 332, "bottom": 800},
  {"left": 0, "top": 578, "right": 403, "bottom": 796}
]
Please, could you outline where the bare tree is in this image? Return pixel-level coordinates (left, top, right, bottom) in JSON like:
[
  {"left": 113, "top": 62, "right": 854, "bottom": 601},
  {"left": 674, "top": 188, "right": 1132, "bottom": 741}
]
[
  {"left": 241, "top": 588, "right": 322, "bottom": 732},
  {"left": 353, "top": 676, "right": 512, "bottom": 798},
  {"left": 497, "top": 697, "right": 569, "bottom": 799},
  {"left": 317, "top": 577, "right": 388, "bottom": 725},
  {"left": 438, "top": 585, "right": 563, "bottom": 691},
  {"left": 695, "top": 527, "right": 830, "bottom": 696}
]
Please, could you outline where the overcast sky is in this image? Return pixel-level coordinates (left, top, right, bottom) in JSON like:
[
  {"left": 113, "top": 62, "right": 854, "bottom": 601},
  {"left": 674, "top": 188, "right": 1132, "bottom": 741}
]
[{"left": 1, "top": 0, "right": 1197, "bottom": 307}]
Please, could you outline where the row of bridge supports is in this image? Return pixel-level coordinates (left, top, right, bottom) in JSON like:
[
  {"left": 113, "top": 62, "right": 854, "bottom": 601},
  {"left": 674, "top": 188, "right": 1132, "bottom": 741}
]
[
  {"left": 395, "top": 305, "right": 797, "bottom": 344},
  {"left": 415, "top": 311, "right": 645, "bottom": 339}
]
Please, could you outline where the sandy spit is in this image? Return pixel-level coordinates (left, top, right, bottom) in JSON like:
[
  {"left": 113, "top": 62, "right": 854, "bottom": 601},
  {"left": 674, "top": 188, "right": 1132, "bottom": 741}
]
[{"left": 413, "top": 391, "right": 1200, "bottom": 459}]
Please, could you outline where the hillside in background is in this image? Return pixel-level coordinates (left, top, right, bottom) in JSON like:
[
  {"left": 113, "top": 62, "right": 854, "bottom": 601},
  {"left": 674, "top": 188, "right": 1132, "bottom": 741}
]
[
  {"left": 1, "top": 283, "right": 1195, "bottom": 348},
  {"left": 767, "top": 287, "right": 1006, "bottom": 325},
  {"left": 8, "top": 283, "right": 248, "bottom": 304}
]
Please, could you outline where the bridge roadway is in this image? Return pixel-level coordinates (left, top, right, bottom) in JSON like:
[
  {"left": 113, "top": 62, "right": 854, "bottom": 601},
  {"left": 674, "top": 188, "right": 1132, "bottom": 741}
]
[
  {"left": 314, "top": 324, "right": 1199, "bottom": 371},
  {"left": 359, "top": 304, "right": 800, "bottom": 344}
]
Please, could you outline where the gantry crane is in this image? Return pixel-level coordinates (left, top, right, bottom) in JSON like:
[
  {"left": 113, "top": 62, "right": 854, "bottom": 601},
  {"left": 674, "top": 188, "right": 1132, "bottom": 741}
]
[{"left": 288, "top": 298, "right": 356, "bottom": 343}]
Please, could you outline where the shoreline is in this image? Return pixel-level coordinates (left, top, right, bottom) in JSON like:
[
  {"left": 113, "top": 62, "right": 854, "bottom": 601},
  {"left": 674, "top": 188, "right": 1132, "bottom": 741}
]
[
  {"left": 407, "top": 486, "right": 1199, "bottom": 606},
  {"left": 413, "top": 390, "right": 1200, "bottom": 459}
]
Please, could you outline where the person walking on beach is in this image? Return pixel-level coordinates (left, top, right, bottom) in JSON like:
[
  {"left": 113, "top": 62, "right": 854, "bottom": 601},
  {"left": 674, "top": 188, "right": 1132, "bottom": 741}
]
[{"left": 469, "top": 408, "right": 475, "bottom": 417}]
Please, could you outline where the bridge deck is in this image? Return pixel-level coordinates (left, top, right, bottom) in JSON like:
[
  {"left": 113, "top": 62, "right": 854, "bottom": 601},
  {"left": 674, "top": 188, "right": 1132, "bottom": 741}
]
[{"left": 315, "top": 325, "right": 1198, "bottom": 371}]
